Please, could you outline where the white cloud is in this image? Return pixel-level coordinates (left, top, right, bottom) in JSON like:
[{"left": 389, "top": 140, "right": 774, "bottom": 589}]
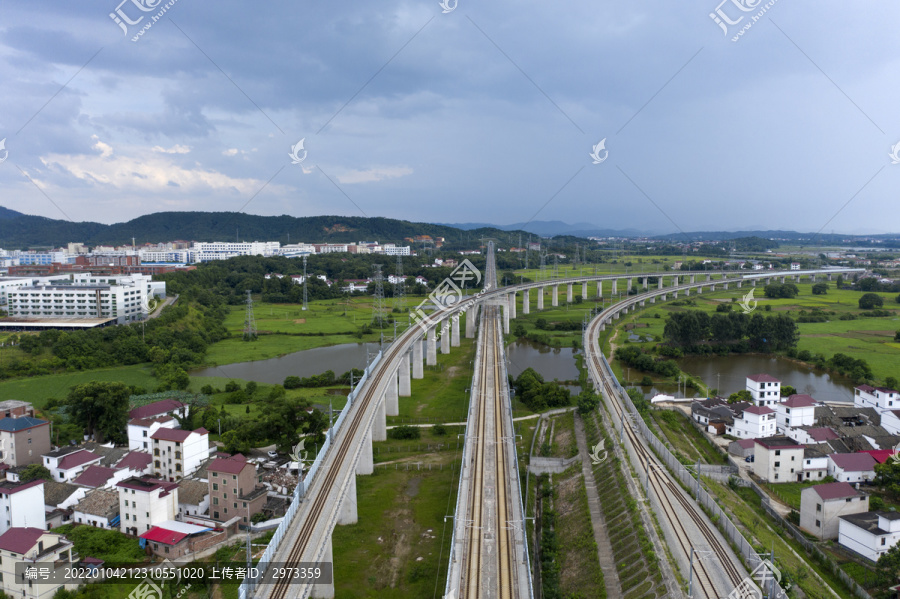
[
  {"left": 336, "top": 166, "right": 413, "bottom": 184},
  {"left": 151, "top": 144, "right": 191, "bottom": 154},
  {"left": 223, "top": 148, "right": 239, "bottom": 156}
]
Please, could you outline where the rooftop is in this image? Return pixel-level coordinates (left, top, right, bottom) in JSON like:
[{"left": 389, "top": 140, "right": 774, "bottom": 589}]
[
  {"left": 747, "top": 374, "right": 780, "bottom": 383},
  {"left": 152, "top": 427, "right": 207, "bottom": 442},
  {"left": 0, "top": 479, "right": 44, "bottom": 496},
  {"left": 116, "top": 476, "right": 178, "bottom": 495},
  {"left": 72, "top": 465, "right": 117, "bottom": 489},
  {"left": 0, "top": 527, "right": 47, "bottom": 554},
  {"left": 782, "top": 394, "right": 817, "bottom": 408},
  {"left": 0, "top": 416, "right": 47, "bottom": 432},
  {"left": 208, "top": 454, "right": 249, "bottom": 475},
  {"left": 75, "top": 489, "right": 119, "bottom": 518},
  {"left": 743, "top": 406, "right": 775, "bottom": 416},
  {"left": 829, "top": 453, "right": 878, "bottom": 471},
  {"left": 43, "top": 481, "right": 80, "bottom": 507},
  {"left": 116, "top": 451, "right": 153, "bottom": 471},
  {"left": 839, "top": 511, "right": 890, "bottom": 535},
  {"left": 177, "top": 479, "right": 209, "bottom": 506},
  {"left": 129, "top": 399, "right": 186, "bottom": 421},
  {"left": 755, "top": 436, "right": 802, "bottom": 450},
  {"left": 58, "top": 450, "right": 102, "bottom": 471},
  {"left": 806, "top": 481, "right": 863, "bottom": 501}
]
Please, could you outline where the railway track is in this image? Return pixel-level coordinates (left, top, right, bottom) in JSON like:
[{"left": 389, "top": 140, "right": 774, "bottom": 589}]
[{"left": 585, "top": 309, "right": 746, "bottom": 598}]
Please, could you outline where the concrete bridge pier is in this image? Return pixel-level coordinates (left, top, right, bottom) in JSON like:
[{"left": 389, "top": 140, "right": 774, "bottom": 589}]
[
  {"left": 523, "top": 290, "right": 530, "bottom": 314},
  {"left": 707, "top": 274, "right": 712, "bottom": 281},
  {"left": 413, "top": 338, "right": 424, "bottom": 379},
  {"left": 581, "top": 282, "right": 587, "bottom": 299},
  {"left": 642, "top": 277, "right": 647, "bottom": 290},
  {"left": 673, "top": 290, "right": 679, "bottom": 298},
  {"left": 661, "top": 293, "right": 667, "bottom": 301},
  {"left": 337, "top": 475, "right": 358, "bottom": 525},
  {"left": 650, "top": 296, "right": 655, "bottom": 304},
  {"left": 640, "top": 300, "right": 645, "bottom": 307},
  {"left": 509, "top": 293, "right": 517, "bottom": 319},
  {"left": 628, "top": 278, "right": 633, "bottom": 292},
  {"left": 566, "top": 283, "right": 573, "bottom": 303},
  {"left": 385, "top": 371, "right": 399, "bottom": 416},
  {"left": 503, "top": 300, "right": 510, "bottom": 334},
  {"left": 597, "top": 280, "right": 603, "bottom": 298},
  {"left": 356, "top": 431, "right": 374, "bottom": 475},
  {"left": 465, "top": 305, "right": 476, "bottom": 338},
  {"left": 658, "top": 277, "right": 664, "bottom": 289},
  {"left": 781, "top": 276, "right": 786, "bottom": 283},
  {"left": 537, "top": 287, "right": 545, "bottom": 310},
  {"left": 697, "top": 285, "right": 703, "bottom": 294},
  {"left": 440, "top": 321, "right": 450, "bottom": 354},
  {"left": 737, "top": 280, "right": 743, "bottom": 288},
  {"left": 372, "top": 399, "right": 387, "bottom": 441},
  {"left": 552, "top": 285, "right": 559, "bottom": 307},
  {"left": 752, "top": 278, "right": 758, "bottom": 287},
  {"left": 310, "top": 536, "right": 335, "bottom": 598},
  {"left": 399, "top": 352, "right": 411, "bottom": 396},
  {"left": 426, "top": 327, "right": 437, "bottom": 366},
  {"left": 690, "top": 275, "right": 695, "bottom": 284},
  {"left": 599, "top": 323, "right": 605, "bottom": 331},
  {"left": 828, "top": 273, "right": 833, "bottom": 281},
  {"left": 451, "top": 316, "right": 460, "bottom": 347},
  {"left": 611, "top": 280, "right": 617, "bottom": 296}
]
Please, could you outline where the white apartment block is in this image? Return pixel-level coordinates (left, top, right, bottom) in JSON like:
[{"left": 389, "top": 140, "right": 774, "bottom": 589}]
[
  {"left": 382, "top": 245, "right": 411, "bottom": 256},
  {"left": 0, "top": 528, "right": 77, "bottom": 599},
  {"left": 128, "top": 416, "right": 178, "bottom": 452},
  {"left": 192, "top": 242, "right": 280, "bottom": 262},
  {"left": 753, "top": 437, "right": 804, "bottom": 483},
  {"left": 776, "top": 395, "right": 817, "bottom": 431},
  {"left": 0, "top": 480, "right": 45, "bottom": 535},
  {"left": 7, "top": 274, "right": 160, "bottom": 324},
  {"left": 139, "top": 250, "right": 194, "bottom": 263},
  {"left": 0, "top": 277, "right": 70, "bottom": 305},
  {"left": 117, "top": 477, "right": 179, "bottom": 535},
  {"left": 746, "top": 374, "right": 782, "bottom": 407},
  {"left": 730, "top": 406, "right": 776, "bottom": 439},
  {"left": 151, "top": 428, "right": 210, "bottom": 481},
  {"left": 854, "top": 384, "right": 899, "bottom": 413}
]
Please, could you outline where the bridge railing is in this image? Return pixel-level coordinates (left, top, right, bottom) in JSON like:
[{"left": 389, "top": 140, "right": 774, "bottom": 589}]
[
  {"left": 239, "top": 350, "right": 384, "bottom": 599},
  {"left": 595, "top": 351, "right": 789, "bottom": 599}
]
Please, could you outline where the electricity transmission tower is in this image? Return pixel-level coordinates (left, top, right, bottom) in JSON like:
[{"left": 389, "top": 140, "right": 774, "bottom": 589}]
[
  {"left": 553, "top": 253, "right": 559, "bottom": 279},
  {"left": 394, "top": 253, "right": 405, "bottom": 312},
  {"left": 243, "top": 290, "right": 257, "bottom": 341},
  {"left": 302, "top": 255, "right": 309, "bottom": 311},
  {"left": 539, "top": 252, "right": 547, "bottom": 282},
  {"left": 372, "top": 264, "right": 386, "bottom": 327}
]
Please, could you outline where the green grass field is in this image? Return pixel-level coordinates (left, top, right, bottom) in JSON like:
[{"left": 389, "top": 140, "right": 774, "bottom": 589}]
[{"left": 0, "top": 365, "right": 160, "bottom": 408}]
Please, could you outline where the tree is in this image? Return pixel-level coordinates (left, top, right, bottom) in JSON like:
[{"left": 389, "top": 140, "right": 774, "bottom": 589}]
[
  {"left": 576, "top": 391, "right": 600, "bottom": 414},
  {"left": 221, "top": 430, "right": 250, "bottom": 455},
  {"left": 728, "top": 390, "right": 752, "bottom": 404},
  {"left": 245, "top": 381, "right": 258, "bottom": 397},
  {"left": 876, "top": 543, "right": 900, "bottom": 587},
  {"left": 780, "top": 385, "right": 797, "bottom": 397},
  {"left": 811, "top": 282, "right": 828, "bottom": 295},
  {"left": 858, "top": 293, "right": 883, "bottom": 309},
  {"left": 18, "top": 464, "right": 51, "bottom": 482},
  {"left": 886, "top": 377, "right": 899, "bottom": 391},
  {"left": 66, "top": 381, "right": 130, "bottom": 444}
]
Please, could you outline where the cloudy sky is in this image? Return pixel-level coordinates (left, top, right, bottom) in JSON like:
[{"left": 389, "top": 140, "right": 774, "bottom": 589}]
[{"left": 0, "top": 1, "right": 898, "bottom": 234}]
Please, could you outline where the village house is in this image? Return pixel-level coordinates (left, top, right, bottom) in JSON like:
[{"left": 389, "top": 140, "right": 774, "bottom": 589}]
[{"left": 799, "top": 482, "right": 868, "bottom": 540}]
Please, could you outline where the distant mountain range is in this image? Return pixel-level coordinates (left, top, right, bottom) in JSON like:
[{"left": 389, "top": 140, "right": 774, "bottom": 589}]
[{"left": 0, "top": 207, "right": 896, "bottom": 248}]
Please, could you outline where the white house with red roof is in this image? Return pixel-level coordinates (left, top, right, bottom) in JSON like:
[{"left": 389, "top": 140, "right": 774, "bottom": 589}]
[
  {"left": 854, "top": 384, "right": 899, "bottom": 413},
  {"left": 776, "top": 394, "right": 818, "bottom": 431},
  {"left": 128, "top": 399, "right": 187, "bottom": 421},
  {"left": 746, "top": 374, "right": 782, "bottom": 407},
  {"left": 128, "top": 415, "right": 179, "bottom": 452},
  {"left": 827, "top": 453, "right": 878, "bottom": 484},
  {"left": 42, "top": 447, "right": 103, "bottom": 482},
  {"left": 0, "top": 527, "right": 76, "bottom": 599},
  {"left": 151, "top": 428, "right": 210, "bottom": 481},
  {"left": 800, "top": 481, "right": 868, "bottom": 540},
  {"left": 116, "top": 476, "right": 179, "bottom": 536},
  {"left": 730, "top": 405, "right": 776, "bottom": 439},
  {"left": 753, "top": 436, "right": 804, "bottom": 482},
  {"left": 0, "top": 479, "right": 45, "bottom": 535}
]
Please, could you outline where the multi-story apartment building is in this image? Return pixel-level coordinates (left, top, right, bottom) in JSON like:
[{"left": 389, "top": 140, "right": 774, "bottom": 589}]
[
  {"left": 746, "top": 374, "right": 782, "bottom": 407},
  {"left": 0, "top": 416, "right": 50, "bottom": 467},
  {"left": 207, "top": 454, "right": 267, "bottom": 524},
  {"left": 0, "top": 528, "right": 77, "bottom": 599},
  {"left": 753, "top": 436, "right": 805, "bottom": 482},
  {"left": 192, "top": 242, "right": 280, "bottom": 262},
  {"left": 116, "top": 476, "right": 178, "bottom": 535},
  {"left": 0, "top": 480, "right": 46, "bottom": 535},
  {"left": 6, "top": 273, "right": 160, "bottom": 324},
  {"left": 854, "top": 384, "right": 899, "bottom": 413},
  {"left": 151, "top": 428, "right": 210, "bottom": 481}
]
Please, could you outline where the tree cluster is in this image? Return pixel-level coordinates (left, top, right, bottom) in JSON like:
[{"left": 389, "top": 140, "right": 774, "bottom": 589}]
[
  {"left": 615, "top": 345, "right": 680, "bottom": 378},
  {"left": 663, "top": 310, "right": 799, "bottom": 353},
  {"left": 763, "top": 283, "right": 799, "bottom": 299},
  {"left": 511, "top": 368, "right": 571, "bottom": 411}
]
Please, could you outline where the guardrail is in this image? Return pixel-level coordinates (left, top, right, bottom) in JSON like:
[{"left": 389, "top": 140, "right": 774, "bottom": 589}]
[{"left": 239, "top": 350, "right": 384, "bottom": 599}]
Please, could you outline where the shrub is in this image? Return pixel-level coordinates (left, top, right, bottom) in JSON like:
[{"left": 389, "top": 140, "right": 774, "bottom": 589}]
[
  {"left": 811, "top": 282, "right": 828, "bottom": 295},
  {"left": 389, "top": 425, "right": 421, "bottom": 440},
  {"left": 432, "top": 424, "right": 447, "bottom": 436},
  {"left": 859, "top": 293, "right": 884, "bottom": 310}
]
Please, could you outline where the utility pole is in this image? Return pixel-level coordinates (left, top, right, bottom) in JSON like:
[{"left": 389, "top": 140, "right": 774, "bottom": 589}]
[
  {"left": 302, "top": 255, "right": 309, "bottom": 311},
  {"left": 243, "top": 290, "right": 257, "bottom": 341},
  {"left": 372, "top": 264, "right": 385, "bottom": 327},
  {"left": 394, "top": 253, "right": 405, "bottom": 313}
]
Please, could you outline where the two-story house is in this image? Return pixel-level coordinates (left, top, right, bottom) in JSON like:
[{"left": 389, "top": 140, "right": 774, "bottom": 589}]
[
  {"left": 753, "top": 436, "right": 804, "bottom": 482},
  {"left": 151, "top": 428, "right": 210, "bottom": 481},
  {"left": 746, "top": 374, "right": 782, "bottom": 407},
  {"left": 208, "top": 454, "right": 267, "bottom": 524},
  {"left": 0, "top": 480, "right": 46, "bottom": 535},
  {"left": 800, "top": 482, "right": 868, "bottom": 539},
  {"left": 839, "top": 511, "right": 900, "bottom": 562},
  {"left": 0, "top": 528, "right": 77, "bottom": 599},
  {"left": 776, "top": 394, "right": 818, "bottom": 431},
  {"left": 731, "top": 406, "right": 777, "bottom": 439},
  {"left": 854, "top": 384, "right": 899, "bottom": 413},
  {"left": 116, "top": 476, "right": 179, "bottom": 536},
  {"left": 801, "top": 448, "right": 829, "bottom": 481}
]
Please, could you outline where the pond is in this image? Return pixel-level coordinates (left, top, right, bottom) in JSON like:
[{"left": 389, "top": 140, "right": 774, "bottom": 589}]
[
  {"left": 676, "top": 354, "right": 857, "bottom": 404},
  {"left": 192, "top": 342, "right": 383, "bottom": 385},
  {"left": 506, "top": 339, "right": 582, "bottom": 395}
]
